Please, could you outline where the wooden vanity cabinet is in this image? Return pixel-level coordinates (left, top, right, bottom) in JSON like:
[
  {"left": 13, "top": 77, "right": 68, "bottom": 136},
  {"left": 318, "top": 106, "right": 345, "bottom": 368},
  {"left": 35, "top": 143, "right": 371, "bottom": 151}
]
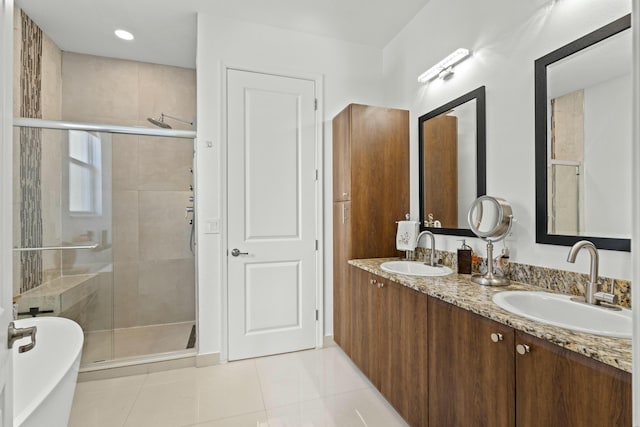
[
  {"left": 427, "top": 297, "right": 631, "bottom": 427},
  {"left": 428, "top": 297, "right": 515, "bottom": 427},
  {"left": 350, "top": 267, "right": 428, "bottom": 426},
  {"left": 350, "top": 267, "right": 379, "bottom": 382},
  {"left": 515, "top": 331, "right": 632, "bottom": 427},
  {"left": 333, "top": 201, "right": 352, "bottom": 354},
  {"left": 332, "top": 104, "right": 409, "bottom": 358}
]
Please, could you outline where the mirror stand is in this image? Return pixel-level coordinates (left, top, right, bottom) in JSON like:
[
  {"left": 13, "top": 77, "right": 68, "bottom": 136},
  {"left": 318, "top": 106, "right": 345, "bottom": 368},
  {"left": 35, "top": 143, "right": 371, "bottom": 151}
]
[
  {"left": 471, "top": 238, "right": 511, "bottom": 287},
  {"left": 468, "top": 195, "right": 514, "bottom": 287}
]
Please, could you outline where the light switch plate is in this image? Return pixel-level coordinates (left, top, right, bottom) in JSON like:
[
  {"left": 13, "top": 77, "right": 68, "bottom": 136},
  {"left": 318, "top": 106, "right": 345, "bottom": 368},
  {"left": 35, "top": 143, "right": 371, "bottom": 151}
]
[{"left": 205, "top": 219, "right": 220, "bottom": 234}]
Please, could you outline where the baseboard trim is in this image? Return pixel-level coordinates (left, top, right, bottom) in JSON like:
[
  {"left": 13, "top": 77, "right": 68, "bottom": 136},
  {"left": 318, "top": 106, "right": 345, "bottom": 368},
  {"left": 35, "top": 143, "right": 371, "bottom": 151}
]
[
  {"left": 196, "top": 352, "right": 220, "bottom": 367},
  {"left": 323, "top": 335, "right": 336, "bottom": 348}
]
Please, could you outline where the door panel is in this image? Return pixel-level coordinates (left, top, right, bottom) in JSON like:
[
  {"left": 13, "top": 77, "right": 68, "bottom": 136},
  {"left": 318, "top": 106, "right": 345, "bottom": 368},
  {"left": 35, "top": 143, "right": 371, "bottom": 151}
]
[
  {"left": 227, "top": 69, "right": 317, "bottom": 360},
  {"left": 245, "top": 89, "right": 300, "bottom": 239},
  {"left": 245, "top": 261, "right": 301, "bottom": 333}
]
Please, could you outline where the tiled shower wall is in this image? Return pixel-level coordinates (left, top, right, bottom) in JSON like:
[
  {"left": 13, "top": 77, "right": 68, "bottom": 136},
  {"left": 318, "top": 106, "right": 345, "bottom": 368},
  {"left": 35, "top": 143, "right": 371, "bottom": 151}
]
[
  {"left": 12, "top": 9, "right": 64, "bottom": 296},
  {"left": 61, "top": 53, "right": 196, "bottom": 328}
]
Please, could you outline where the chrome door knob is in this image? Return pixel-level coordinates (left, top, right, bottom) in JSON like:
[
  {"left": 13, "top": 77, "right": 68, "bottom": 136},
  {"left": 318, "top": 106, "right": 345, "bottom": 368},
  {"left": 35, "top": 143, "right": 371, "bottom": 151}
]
[
  {"left": 231, "top": 249, "right": 248, "bottom": 257},
  {"left": 490, "top": 333, "right": 503, "bottom": 343},
  {"left": 516, "top": 344, "right": 531, "bottom": 355}
]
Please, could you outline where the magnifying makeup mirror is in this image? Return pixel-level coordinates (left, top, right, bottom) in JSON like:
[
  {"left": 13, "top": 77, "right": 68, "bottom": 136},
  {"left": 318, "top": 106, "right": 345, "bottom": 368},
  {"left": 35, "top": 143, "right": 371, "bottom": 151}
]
[{"left": 468, "top": 196, "right": 514, "bottom": 286}]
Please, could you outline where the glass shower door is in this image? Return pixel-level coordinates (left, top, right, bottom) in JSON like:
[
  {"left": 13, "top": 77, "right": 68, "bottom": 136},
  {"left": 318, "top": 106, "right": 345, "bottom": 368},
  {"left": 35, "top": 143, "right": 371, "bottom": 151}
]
[
  {"left": 13, "top": 126, "right": 115, "bottom": 367},
  {"left": 14, "top": 122, "right": 197, "bottom": 369}
]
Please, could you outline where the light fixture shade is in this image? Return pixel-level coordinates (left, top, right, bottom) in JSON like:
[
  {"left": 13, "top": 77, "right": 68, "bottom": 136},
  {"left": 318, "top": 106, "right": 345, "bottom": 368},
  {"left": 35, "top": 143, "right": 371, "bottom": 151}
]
[{"left": 417, "top": 48, "right": 471, "bottom": 83}]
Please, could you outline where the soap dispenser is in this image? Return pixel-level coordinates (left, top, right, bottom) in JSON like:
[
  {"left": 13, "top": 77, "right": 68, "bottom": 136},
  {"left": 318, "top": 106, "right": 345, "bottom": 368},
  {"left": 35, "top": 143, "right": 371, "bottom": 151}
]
[{"left": 457, "top": 240, "right": 472, "bottom": 274}]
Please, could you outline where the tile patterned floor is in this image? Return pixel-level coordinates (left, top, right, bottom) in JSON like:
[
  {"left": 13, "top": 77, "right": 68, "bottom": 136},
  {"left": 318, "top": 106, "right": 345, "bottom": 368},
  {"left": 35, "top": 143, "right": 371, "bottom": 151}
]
[{"left": 69, "top": 346, "right": 409, "bottom": 427}]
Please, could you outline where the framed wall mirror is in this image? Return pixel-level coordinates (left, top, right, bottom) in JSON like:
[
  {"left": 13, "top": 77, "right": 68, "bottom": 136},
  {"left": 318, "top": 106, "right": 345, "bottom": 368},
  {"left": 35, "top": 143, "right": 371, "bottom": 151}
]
[
  {"left": 535, "top": 14, "right": 631, "bottom": 251},
  {"left": 419, "top": 86, "right": 486, "bottom": 237}
]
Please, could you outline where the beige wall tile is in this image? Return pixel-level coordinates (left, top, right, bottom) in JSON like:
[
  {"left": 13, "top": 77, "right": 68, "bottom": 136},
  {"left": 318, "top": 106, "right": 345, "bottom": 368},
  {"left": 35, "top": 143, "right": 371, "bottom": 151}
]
[
  {"left": 112, "top": 134, "right": 139, "bottom": 191},
  {"left": 41, "top": 33, "right": 62, "bottom": 120},
  {"left": 114, "top": 262, "right": 139, "bottom": 329},
  {"left": 62, "top": 52, "right": 140, "bottom": 125},
  {"left": 137, "top": 137, "right": 193, "bottom": 191},
  {"left": 138, "top": 191, "right": 194, "bottom": 261},
  {"left": 113, "top": 190, "right": 139, "bottom": 263},
  {"left": 80, "top": 271, "right": 114, "bottom": 332},
  {"left": 137, "top": 63, "right": 196, "bottom": 130},
  {"left": 137, "top": 259, "right": 195, "bottom": 326}
]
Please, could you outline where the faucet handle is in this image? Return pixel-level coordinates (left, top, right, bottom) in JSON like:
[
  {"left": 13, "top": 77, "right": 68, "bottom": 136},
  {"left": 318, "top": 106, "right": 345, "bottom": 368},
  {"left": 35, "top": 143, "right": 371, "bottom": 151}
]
[{"left": 594, "top": 291, "right": 619, "bottom": 305}]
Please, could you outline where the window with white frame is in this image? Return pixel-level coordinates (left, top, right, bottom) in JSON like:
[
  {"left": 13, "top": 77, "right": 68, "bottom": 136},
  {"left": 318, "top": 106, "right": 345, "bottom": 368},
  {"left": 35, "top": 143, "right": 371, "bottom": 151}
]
[{"left": 68, "top": 130, "right": 102, "bottom": 215}]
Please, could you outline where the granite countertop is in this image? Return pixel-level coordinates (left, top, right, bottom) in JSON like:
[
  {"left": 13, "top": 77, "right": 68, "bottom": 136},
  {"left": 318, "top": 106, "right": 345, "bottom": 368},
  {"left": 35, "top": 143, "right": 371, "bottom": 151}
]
[{"left": 348, "top": 258, "right": 632, "bottom": 373}]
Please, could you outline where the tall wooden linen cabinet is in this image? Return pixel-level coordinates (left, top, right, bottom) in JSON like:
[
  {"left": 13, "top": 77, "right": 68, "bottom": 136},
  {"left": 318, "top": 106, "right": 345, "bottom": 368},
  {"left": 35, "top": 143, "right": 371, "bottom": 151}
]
[{"left": 332, "top": 104, "right": 409, "bottom": 355}]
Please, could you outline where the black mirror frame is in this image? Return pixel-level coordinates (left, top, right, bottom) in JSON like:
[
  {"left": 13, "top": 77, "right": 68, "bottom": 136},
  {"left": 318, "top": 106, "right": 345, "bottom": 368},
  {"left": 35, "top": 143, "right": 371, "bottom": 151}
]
[
  {"left": 418, "top": 86, "right": 487, "bottom": 237},
  {"left": 534, "top": 14, "right": 631, "bottom": 252}
]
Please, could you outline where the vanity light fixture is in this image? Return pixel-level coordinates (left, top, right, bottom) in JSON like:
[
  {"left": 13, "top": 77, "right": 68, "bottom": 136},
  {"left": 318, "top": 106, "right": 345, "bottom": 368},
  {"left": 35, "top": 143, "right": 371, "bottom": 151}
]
[
  {"left": 114, "top": 29, "right": 134, "bottom": 41},
  {"left": 417, "top": 48, "right": 471, "bottom": 83}
]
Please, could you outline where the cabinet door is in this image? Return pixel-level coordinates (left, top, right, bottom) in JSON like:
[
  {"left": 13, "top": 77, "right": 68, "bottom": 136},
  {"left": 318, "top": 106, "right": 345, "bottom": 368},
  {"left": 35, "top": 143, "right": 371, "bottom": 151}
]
[
  {"left": 350, "top": 105, "right": 409, "bottom": 260},
  {"left": 333, "top": 202, "right": 352, "bottom": 354},
  {"left": 428, "top": 298, "right": 515, "bottom": 427},
  {"left": 515, "top": 331, "right": 631, "bottom": 427},
  {"left": 350, "top": 267, "right": 379, "bottom": 385},
  {"left": 379, "top": 279, "right": 428, "bottom": 427},
  {"left": 332, "top": 105, "right": 351, "bottom": 202}
]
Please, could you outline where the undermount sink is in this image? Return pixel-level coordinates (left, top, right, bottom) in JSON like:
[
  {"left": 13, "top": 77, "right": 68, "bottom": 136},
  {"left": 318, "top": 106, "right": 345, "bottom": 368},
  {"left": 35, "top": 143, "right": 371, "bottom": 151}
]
[
  {"left": 380, "top": 261, "right": 453, "bottom": 277},
  {"left": 492, "top": 291, "right": 631, "bottom": 339}
]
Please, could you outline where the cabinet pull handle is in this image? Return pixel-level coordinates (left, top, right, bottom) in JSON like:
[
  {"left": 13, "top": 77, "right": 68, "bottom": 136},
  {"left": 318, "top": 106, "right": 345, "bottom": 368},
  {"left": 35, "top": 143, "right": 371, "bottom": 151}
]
[
  {"left": 342, "top": 192, "right": 348, "bottom": 197},
  {"left": 516, "top": 344, "right": 531, "bottom": 355},
  {"left": 370, "top": 279, "right": 377, "bottom": 285},
  {"left": 342, "top": 204, "right": 348, "bottom": 224},
  {"left": 490, "top": 333, "right": 503, "bottom": 343},
  {"left": 377, "top": 282, "right": 384, "bottom": 289}
]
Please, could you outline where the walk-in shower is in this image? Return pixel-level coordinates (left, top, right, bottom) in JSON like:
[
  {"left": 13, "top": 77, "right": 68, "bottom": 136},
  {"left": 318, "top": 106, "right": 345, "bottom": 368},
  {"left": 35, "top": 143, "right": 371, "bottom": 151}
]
[{"left": 12, "top": 118, "right": 197, "bottom": 370}]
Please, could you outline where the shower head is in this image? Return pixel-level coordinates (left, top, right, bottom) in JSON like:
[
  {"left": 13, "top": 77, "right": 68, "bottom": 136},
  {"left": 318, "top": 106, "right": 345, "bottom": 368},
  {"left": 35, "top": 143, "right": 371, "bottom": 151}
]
[
  {"left": 147, "top": 113, "right": 194, "bottom": 129},
  {"left": 147, "top": 115, "right": 172, "bottom": 129}
]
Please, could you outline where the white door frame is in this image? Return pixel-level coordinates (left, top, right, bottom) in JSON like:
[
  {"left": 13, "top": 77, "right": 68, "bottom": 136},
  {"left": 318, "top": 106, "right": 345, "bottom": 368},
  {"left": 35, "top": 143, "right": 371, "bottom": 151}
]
[
  {"left": 0, "top": 0, "right": 14, "bottom": 424},
  {"left": 632, "top": 1, "right": 639, "bottom": 423},
  {"left": 220, "top": 63, "right": 324, "bottom": 362}
]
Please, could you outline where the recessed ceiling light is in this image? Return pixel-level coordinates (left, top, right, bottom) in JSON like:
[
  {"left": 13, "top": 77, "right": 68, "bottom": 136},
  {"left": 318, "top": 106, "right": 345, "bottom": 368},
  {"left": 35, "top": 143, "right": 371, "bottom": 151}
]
[{"left": 114, "top": 29, "right": 134, "bottom": 41}]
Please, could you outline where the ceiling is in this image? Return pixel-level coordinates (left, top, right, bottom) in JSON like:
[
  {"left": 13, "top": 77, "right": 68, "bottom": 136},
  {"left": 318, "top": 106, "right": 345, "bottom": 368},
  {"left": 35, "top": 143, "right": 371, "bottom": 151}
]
[{"left": 16, "top": 0, "right": 431, "bottom": 70}]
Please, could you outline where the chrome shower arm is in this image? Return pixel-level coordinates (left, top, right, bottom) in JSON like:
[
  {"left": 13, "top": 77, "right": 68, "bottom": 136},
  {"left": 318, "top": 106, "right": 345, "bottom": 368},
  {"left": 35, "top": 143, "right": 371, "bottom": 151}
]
[{"left": 161, "top": 113, "right": 193, "bottom": 126}]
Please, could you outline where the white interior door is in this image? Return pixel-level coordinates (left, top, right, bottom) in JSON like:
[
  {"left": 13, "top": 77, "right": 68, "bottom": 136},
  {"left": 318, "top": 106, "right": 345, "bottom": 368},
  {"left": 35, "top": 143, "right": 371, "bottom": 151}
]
[
  {"left": 0, "top": 0, "right": 14, "bottom": 424},
  {"left": 227, "top": 69, "right": 317, "bottom": 361}
]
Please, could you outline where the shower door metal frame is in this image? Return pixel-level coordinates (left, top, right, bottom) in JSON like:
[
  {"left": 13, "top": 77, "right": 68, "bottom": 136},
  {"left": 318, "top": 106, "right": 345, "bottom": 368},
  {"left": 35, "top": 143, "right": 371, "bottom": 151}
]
[{"left": 13, "top": 118, "right": 196, "bottom": 139}]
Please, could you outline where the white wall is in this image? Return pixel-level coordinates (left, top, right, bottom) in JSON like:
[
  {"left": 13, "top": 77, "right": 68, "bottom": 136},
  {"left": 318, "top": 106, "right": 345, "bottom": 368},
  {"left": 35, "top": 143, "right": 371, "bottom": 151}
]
[
  {"left": 383, "top": 0, "right": 632, "bottom": 280},
  {"left": 196, "top": 13, "right": 385, "bottom": 356}
]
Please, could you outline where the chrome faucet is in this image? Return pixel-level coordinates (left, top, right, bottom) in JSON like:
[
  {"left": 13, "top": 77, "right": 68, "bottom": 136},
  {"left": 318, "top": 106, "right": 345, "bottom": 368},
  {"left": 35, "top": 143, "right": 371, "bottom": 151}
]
[
  {"left": 566, "top": 240, "right": 618, "bottom": 306},
  {"left": 417, "top": 230, "right": 437, "bottom": 266}
]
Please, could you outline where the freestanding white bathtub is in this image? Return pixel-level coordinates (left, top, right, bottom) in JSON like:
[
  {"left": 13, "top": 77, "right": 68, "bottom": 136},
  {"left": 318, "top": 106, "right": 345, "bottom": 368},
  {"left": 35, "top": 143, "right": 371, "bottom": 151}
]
[{"left": 13, "top": 316, "right": 83, "bottom": 427}]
